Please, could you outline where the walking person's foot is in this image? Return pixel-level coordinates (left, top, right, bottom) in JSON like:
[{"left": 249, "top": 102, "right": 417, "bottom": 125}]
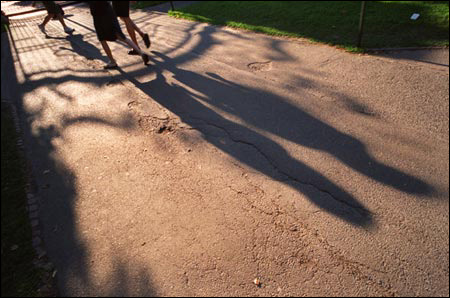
[
  {"left": 38, "top": 24, "right": 46, "bottom": 34},
  {"left": 142, "top": 53, "right": 149, "bottom": 65},
  {"left": 104, "top": 61, "right": 118, "bottom": 69},
  {"left": 143, "top": 33, "right": 151, "bottom": 48},
  {"left": 128, "top": 49, "right": 140, "bottom": 56},
  {"left": 64, "top": 26, "right": 75, "bottom": 34}
]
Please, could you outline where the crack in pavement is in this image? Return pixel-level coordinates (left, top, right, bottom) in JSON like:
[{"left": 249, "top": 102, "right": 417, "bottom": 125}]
[{"left": 184, "top": 115, "right": 371, "bottom": 217}]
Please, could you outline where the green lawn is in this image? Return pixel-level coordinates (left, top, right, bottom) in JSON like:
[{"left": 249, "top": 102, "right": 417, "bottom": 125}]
[
  {"left": 131, "top": 1, "right": 168, "bottom": 10},
  {"left": 1, "top": 103, "right": 42, "bottom": 297},
  {"left": 169, "top": 1, "right": 449, "bottom": 51}
]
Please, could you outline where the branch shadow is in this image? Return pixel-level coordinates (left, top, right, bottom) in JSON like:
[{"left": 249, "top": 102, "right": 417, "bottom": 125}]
[{"left": 1, "top": 17, "right": 156, "bottom": 296}]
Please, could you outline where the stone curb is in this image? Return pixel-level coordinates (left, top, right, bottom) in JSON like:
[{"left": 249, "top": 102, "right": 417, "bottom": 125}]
[{"left": 1, "top": 99, "right": 56, "bottom": 293}]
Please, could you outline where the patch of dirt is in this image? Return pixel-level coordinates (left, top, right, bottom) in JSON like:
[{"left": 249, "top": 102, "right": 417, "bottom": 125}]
[
  {"left": 128, "top": 100, "right": 178, "bottom": 134},
  {"left": 138, "top": 116, "right": 178, "bottom": 134},
  {"left": 70, "top": 55, "right": 104, "bottom": 70}
]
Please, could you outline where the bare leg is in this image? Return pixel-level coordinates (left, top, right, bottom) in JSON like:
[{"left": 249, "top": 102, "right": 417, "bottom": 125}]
[
  {"left": 41, "top": 13, "right": 53, "bottom": 26},
  {"left": 54, "top": 14, "right": 74, "bottom": 33},
  {"left": 56, "top": 14, "right": 67, "bottom": 28},
  {"left": 100, "top": 40, "right": 116, "bottom": 64},
  {"left": 130, "top": 19, "right": 145, "bottom": 38},
  {"left": 121, "top": 17, "right": 140, "bottom": 49},
  {"left": 117, "top": 35, "right": 142, "bottom": 55},
  {"left": 117, "top": 35, "right": 149, "bottom": 65},
  {"left": 130, "top": 18, "right": 150, "bottom": 48}
]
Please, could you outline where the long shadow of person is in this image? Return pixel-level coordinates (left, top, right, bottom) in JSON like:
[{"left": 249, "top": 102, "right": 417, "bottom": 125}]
[
  {"left": 150, "top": 24, "right": 433, "bottom": 198},
  {"left": 149, "top": 49, "right": 433, "bottom": 198},
  {"left": 199, "top": 71, "right": 433, "bottom": 197},
  {"left": 118, "top": 55, "right": 375, "bottom": 228},
  {"left": 57, "top": 33, "right": 108, "bottom": 63},
  {"left": 111, "top": 20, "right": 431, "bottom": 228}
]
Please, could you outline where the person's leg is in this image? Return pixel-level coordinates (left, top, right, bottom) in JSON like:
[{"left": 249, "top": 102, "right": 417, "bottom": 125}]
[
  {"left": 55, "top": 13, "right": 67, "bottom": 27},
  {"left": 100, "top": 40, "right": 117, "bottom": 68},
  {"left": 121, "top": 17, "right": 140, "bottom": 49},
  {"left": 117, "top": 35, "right": 141, "bottom": 54},
  {"left": 41, "top": 13, "right": 53, "bottom": 26},
  {"left": 130, "top": 18, "right": 145, "bottom": 38},
  {"left": 130, "top": 18, "right": 151, "bottom": 48},
  {"left": 56, "top": 14, "right": 74, "bottom": 33},
  {"left": 38, "top": 13, "right": 52, "bottom": 33},
  {"left": 116, "top": 35, "right": 149, "bottom": 65}
]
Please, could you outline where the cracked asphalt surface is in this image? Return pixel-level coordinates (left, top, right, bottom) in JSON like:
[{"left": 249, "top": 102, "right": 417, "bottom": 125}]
[{"left": 1, "top": 3, "right": 449, "bottom": 296}]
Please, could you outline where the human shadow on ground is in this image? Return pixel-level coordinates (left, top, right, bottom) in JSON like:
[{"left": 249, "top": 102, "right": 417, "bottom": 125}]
[
  {"left": 16, "top": 8, "right": 435, "bottom": 229},
  {"left": 2, "top": 6, "right": 439, "bottom": 295},
  {"left": 63, "top": 33, "right": 106, "bottom": 62},
  {"left": 165, "top": 24, "right": 434, "bottom": 196},
  {"left": 115, "top": 20, "right": 434, "bottom": 228},
  {"left": 198, "top": 71, "right": 432, "bottom": 197},
  {"left": 120, "top": 60, "right": 373, "bottom": 227}
]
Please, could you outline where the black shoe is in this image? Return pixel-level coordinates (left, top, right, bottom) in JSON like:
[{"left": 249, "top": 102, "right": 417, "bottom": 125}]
[
  {"left": 142, "top": 53, "right": 149, "bottom": 65},
  {"left": 128, "top": 49, "right": 139, "bottom": 55},
  {"left": 143, "top": 33, "right": 151, "bottom": 48},
  {"left": 104, "top": 61, "right": 118, "bottom": 69}
]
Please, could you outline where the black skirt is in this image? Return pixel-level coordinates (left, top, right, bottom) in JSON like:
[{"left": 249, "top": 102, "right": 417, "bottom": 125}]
[
  {"left": 42, "top": 1, "right": 63, "bottom": 15},
  {"left": 89, "top": 2, "right": 125, "bottom": 42},
  {"left": 112, "top": 1, "right": 130, "bottom": 18}
]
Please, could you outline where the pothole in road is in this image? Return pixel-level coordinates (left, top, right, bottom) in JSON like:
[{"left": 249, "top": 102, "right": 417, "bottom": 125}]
[
  {"left": 156, "top": 122, "right": 175, "bottom": 134},
  {"left": 248, "top": 61, "right": 272, "bottom": 72},
  {"left": 138, "top": 117, "right": 178, "bottom": 134},
  {"left": 128, "top": 101, "right": 178, "bottom": 134}
]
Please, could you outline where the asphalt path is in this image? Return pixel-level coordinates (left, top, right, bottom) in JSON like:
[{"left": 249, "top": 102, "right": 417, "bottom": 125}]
[{"left": 1, "top": 3, "right": 448, "bottom": 296}]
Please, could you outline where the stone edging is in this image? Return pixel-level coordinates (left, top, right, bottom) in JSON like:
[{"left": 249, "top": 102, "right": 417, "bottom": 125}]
[{"left": 1, "top": 99, "right": 57, "bottom": 295}]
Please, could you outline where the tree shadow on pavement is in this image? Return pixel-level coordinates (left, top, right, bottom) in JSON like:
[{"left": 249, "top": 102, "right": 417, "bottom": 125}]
[{"left": 1, "top": 22, "right": 156, "bottom": 296}]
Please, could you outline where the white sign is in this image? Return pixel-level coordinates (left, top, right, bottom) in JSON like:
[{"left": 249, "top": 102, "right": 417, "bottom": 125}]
[{"left": 411, "top": 13, "right": 420, "bottom": 20}]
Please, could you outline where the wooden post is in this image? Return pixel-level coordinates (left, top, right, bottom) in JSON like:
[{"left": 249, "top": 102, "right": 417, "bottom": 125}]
[{"left": 357, "top": 1, "right": 366, "bottom": 48}]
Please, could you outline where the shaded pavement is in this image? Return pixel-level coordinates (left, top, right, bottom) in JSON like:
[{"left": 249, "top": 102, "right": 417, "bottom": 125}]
[{"left": 1, "top": 2, "right": 449, "bottom": 296}]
